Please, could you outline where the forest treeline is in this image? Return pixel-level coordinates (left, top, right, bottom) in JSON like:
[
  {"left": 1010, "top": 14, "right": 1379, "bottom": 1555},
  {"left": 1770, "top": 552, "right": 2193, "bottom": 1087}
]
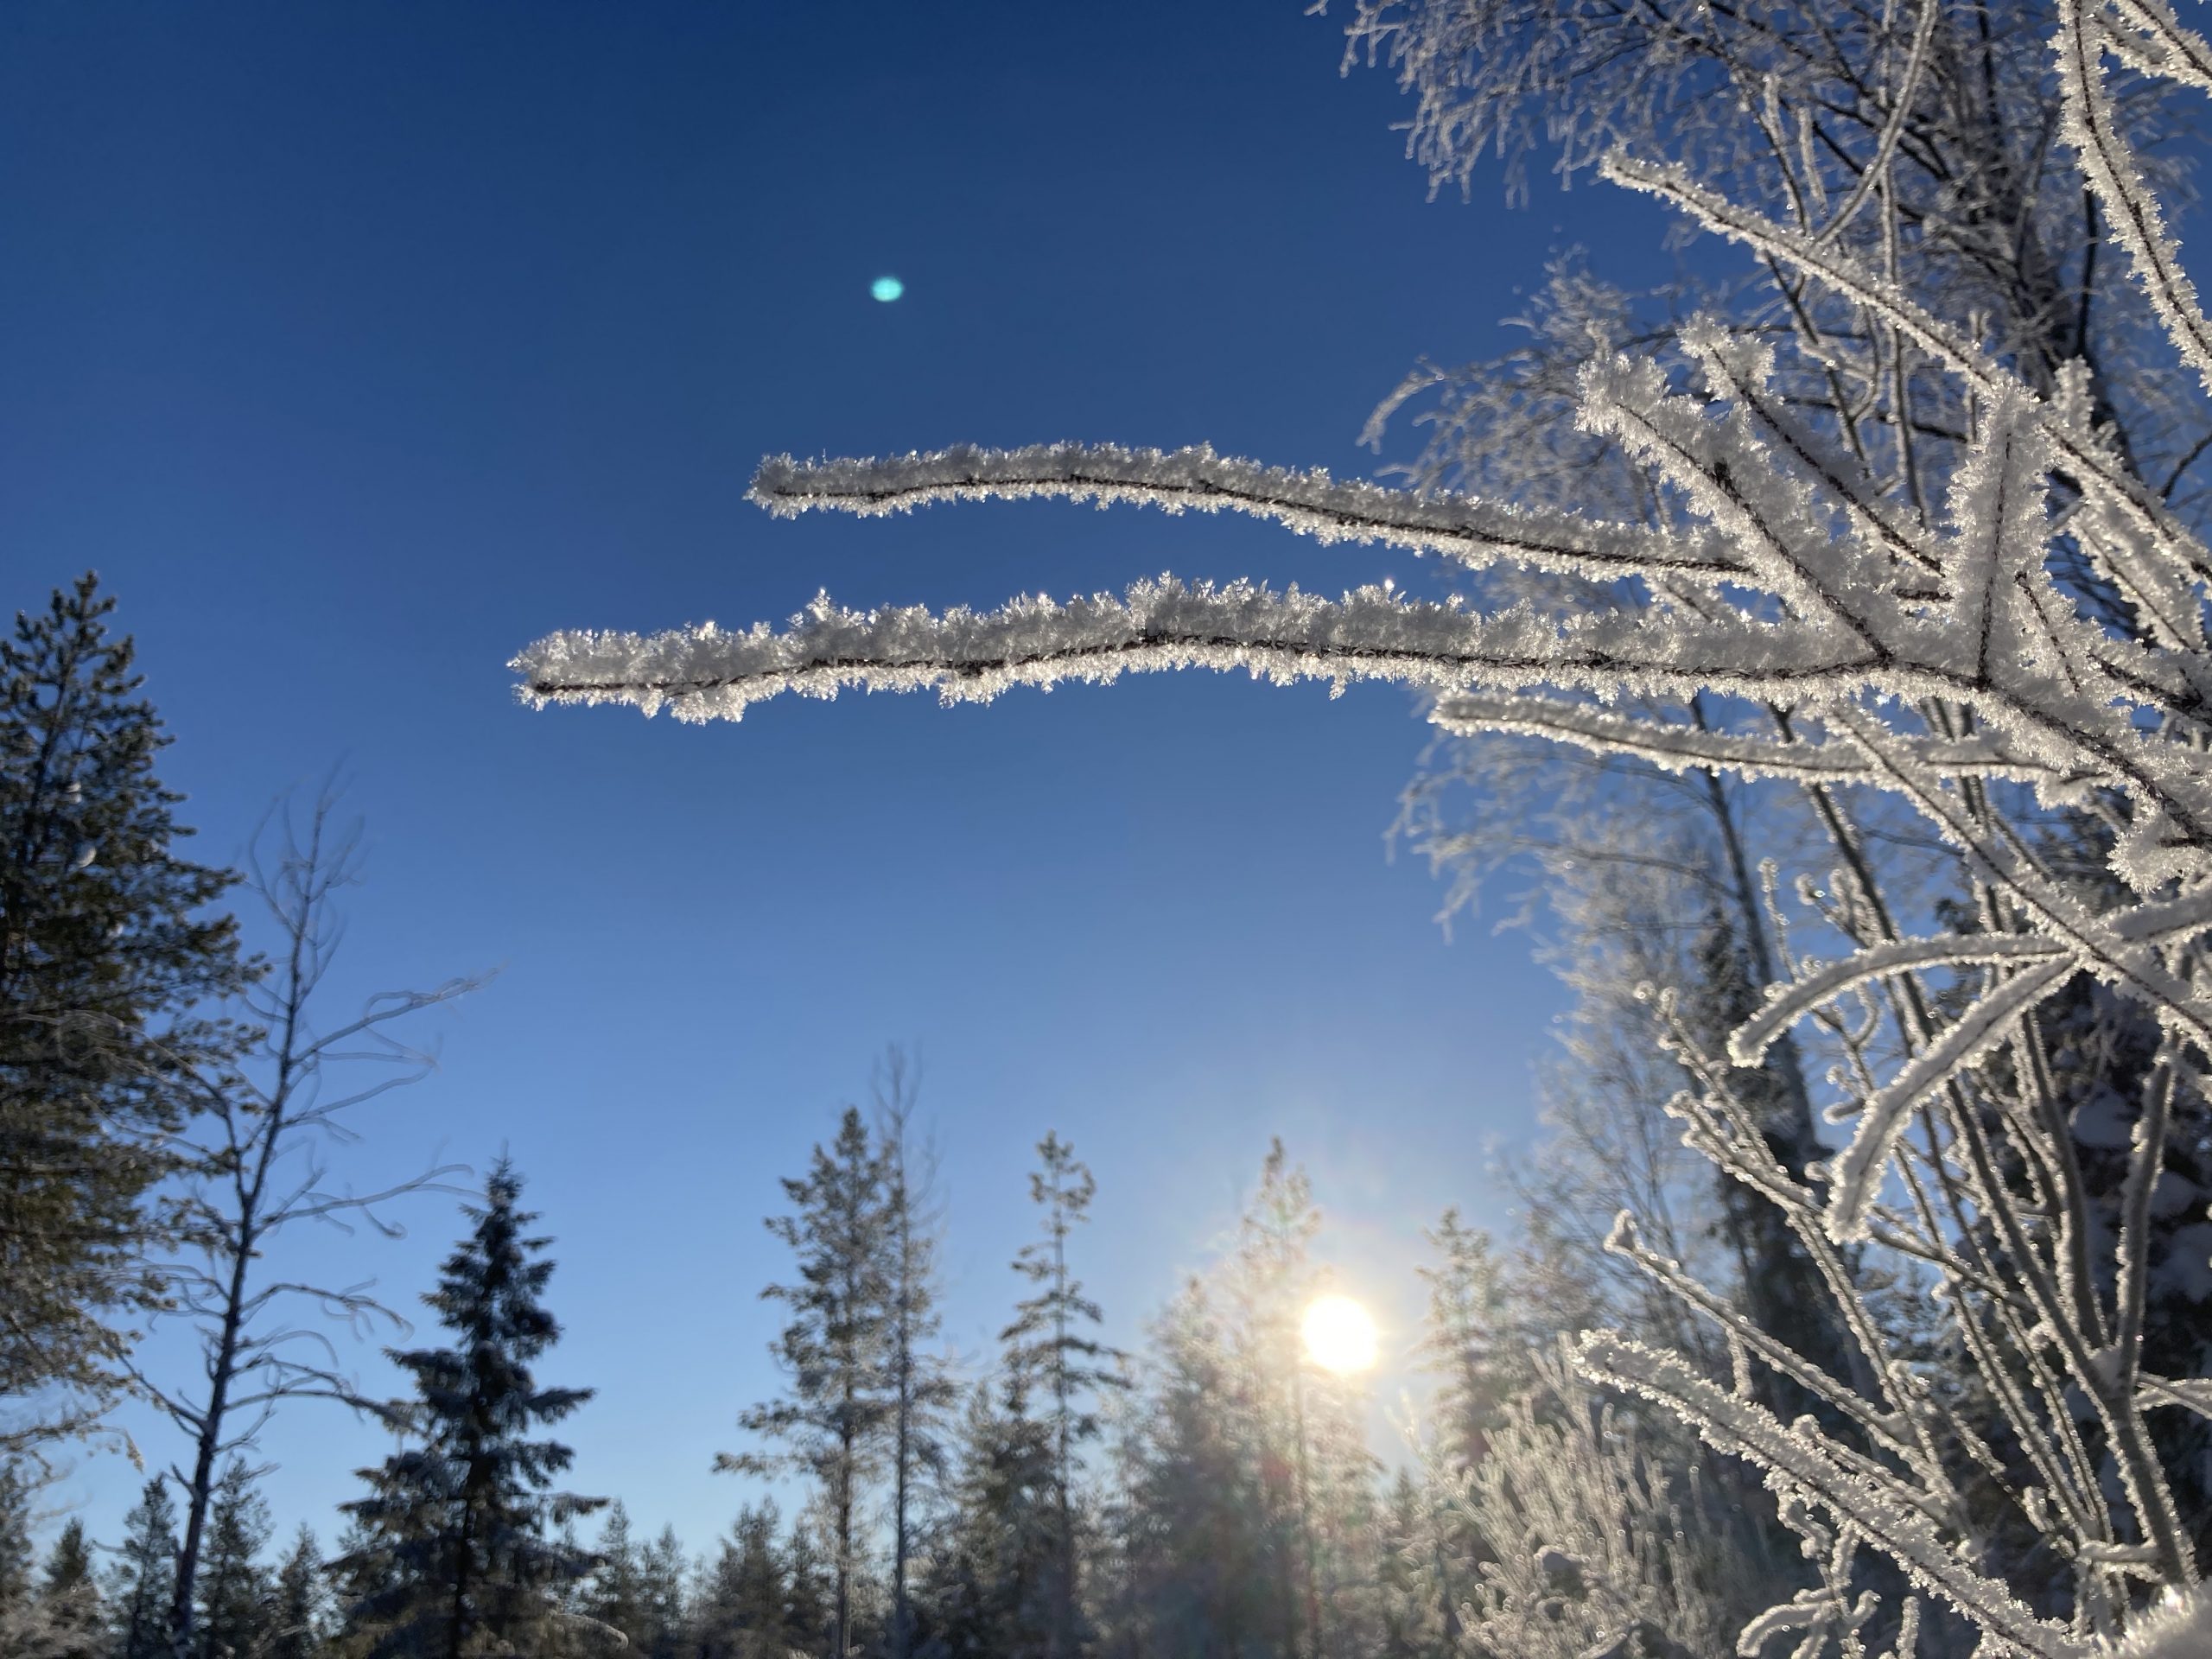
[
  {"left": 1, "top": 572, "right": 1525, "bottom": 1659},
  {"left": 16, "top": 566, "right": 2202, "bottom": 1659},
  {"left": 0, "top": 570, "right": 1813, "bottom": 1659}
]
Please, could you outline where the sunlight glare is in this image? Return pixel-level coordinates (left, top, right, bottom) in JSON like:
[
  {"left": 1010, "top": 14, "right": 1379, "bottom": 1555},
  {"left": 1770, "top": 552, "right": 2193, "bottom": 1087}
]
[{"left": 1301, "top": 1294, "right": 1378, "bottom": 1374}]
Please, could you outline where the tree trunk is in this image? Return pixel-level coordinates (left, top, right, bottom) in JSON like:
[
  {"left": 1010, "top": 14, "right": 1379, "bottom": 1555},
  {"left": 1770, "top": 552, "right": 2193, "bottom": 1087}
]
[{"left": 168, "top": 1230, "right": 253, "bottom": 1659}]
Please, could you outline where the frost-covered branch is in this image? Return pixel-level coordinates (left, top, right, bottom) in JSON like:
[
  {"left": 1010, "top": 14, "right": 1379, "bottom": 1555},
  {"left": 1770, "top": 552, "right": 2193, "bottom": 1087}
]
[
  {"left": 752, "top": 442, "right": 1736, "bottom": 577},
  {"left": 511, "top": 0, "right": 2212, "bottom": 1641},
  {"left": 1575, "top": 1332, "right": 2086, "bottom": 1659}
]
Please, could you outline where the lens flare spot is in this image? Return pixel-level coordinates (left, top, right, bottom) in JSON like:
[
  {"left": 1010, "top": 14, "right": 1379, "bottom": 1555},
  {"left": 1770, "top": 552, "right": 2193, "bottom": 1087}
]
[
  {"left": 871, "top": 275, "right": 905, "bottom": 302},
  {"left": 1302, "top": 1294, "right": 1378, "bottom": 1374}
]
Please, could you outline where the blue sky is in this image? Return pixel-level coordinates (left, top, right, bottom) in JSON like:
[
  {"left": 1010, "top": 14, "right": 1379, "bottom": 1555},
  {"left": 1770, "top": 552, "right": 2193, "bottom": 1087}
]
[{"left": 1, "top": 0, "right": 1677, "bottom": 1561}]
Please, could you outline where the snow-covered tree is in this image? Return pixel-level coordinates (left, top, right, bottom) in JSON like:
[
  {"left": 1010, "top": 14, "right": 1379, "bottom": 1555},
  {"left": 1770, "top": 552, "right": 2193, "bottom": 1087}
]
[
  {"left": 1, "top": 574, "right": 254, "bottom": 1459},
  {"left": 1412, "top": 1208, "right": 1514, "bottom": 1472},
  {"left": 511, "top": 0, "right": 2212, "bottom": 1649}
]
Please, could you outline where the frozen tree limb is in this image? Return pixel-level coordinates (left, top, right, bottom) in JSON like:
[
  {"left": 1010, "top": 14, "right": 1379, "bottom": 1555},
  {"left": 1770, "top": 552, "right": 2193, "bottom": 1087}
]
[{"left": 512, "top": 0, "right": 2212, "bottom": 1635}]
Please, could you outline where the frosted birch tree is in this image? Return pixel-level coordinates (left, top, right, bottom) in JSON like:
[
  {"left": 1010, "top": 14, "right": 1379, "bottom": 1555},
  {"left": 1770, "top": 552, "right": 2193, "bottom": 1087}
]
[{"left": 512, "top": 2, "right": 2212, "bottom": 1651}]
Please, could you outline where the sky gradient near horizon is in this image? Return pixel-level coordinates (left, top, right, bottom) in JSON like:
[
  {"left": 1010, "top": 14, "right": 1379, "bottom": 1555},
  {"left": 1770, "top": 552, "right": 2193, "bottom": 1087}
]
[{"left": 0, "top": 0, "right": 1681, "bottom": 1562}]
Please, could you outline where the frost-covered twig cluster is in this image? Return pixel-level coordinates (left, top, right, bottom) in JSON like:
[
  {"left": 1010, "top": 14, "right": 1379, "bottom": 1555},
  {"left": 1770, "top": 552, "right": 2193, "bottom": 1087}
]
[{"left": 512, "top": 3, "right": 2212, "bottom": 1652}]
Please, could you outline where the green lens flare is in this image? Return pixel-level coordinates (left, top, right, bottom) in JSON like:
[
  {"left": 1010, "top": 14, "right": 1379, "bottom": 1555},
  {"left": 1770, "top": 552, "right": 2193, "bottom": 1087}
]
[{"left": 871, "top": 276, "right": 905, "bottom": 302}]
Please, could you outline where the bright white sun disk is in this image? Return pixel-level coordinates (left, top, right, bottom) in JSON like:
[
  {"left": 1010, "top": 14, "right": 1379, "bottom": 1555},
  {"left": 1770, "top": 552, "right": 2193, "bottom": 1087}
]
[{"left": 1302, "top": 1294, "right": 1378, "bottom": 1374}]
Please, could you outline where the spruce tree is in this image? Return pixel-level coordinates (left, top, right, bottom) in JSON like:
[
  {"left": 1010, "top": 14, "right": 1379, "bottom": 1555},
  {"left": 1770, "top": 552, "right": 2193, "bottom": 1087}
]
[
  {"left": 779, "top": 1518, "right": 834, "bottom": 1659},
  {"left": 193, "top": 1459, "right": 272, "bottom": 1659},
  {"left": 1122, "top": 1281, "right": 1272, "bottom": 1655},
  {"left": 717, "top": 1106, "right": 892, "bottom": 1659},
  {"left": 0, "top": 573, "right": 255, "bottom": 1454},
  {"left": 264, "top": 1527, "right": 329, "bottom": 1659},
  {"left": 636, "top": 1526, "right": 688, "bottom": 1659},
  {"left": 1414, "top": 1209, "right": 1511, "bottom": 1471},
  {"left": 106, "top": 1478, "right": 180, "bottom": 1659},
  {"left": 581, "top": 1501, "right": 645, "bottom": 1649},
  {"left": 917, "top": 1377, "right": 1057, "bottom": 1659},
  {"left": 1001, "top": 1133, "right": 1122, "bottom": 1659},
  {"left": 324, "top": 1516, "right": 396, "bottom": 1659},
  {"left": 0, "top": 1483, "right": 101, "bottom": 1659},
  {"left": 39, "top": 1518, "right": 105, "bottom": 1659},
  {"left": 1410, "top": 1210, "right": 1512, "bottom": 1614},
  {"left": 333, "top": 1160, "right": 603, "bottom": 1658},
  {"left": 691, "top": 1503, "right": 790, "bottom": 1659}
]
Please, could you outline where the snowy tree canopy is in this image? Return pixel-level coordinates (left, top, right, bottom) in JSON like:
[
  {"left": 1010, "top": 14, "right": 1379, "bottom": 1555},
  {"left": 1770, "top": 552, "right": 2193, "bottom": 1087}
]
[{"left": 513, "top": 3, "right": 2212, "bottom": 1652}]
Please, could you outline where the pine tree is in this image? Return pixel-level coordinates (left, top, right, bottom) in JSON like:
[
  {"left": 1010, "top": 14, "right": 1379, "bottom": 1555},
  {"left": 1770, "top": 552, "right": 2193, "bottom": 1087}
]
[
  {"left": 1001, "top": 1134, "right": 1122, "bottom": 1659},
  {"left": 107, "top": 1478, "right": 181, "bottom": 1659},
  {"left": 718, "top": 1106, "right": 892, "bottom": 1659},
  {"left": 193, "top": 1459, "right": 272, "bottom": 1659},
  {"left": 873, "top": 1056, "right": 954, "bottom": 1659},
  {"left": 38, "top": 1518, "right": 105, "bottom": 1659},
  {"left": 333, "top": 1160, "right": 604, "bottom": 1658},
  {"left": 264, "top": 1527, "right": 330, "bottom": 1659},
  {"left": 0, "top": 573, "right": 255, "bottom": 1455}
]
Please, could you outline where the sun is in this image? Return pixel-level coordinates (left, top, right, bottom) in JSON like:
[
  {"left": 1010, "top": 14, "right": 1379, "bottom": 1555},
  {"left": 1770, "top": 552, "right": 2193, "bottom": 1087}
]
[{"left": 1301, "top": 1294, "right": 1378, "bottom": 1375}]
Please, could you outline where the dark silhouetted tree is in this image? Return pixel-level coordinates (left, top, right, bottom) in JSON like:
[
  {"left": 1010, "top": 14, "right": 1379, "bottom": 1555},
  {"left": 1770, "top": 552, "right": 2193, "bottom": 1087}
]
[
  {"left": 264, "top": 1526, "right": 330, "bottom": 1659},
  {"left": 192, "top": 1459, "right": 272, "bottom": 1659},
  {"left": 145, "top": 791, "right": 478, "bottom": 1659},
  {"left": 106, "top": 1478, "right": 180, "bottom": 1659},
  {"left": 333, "top": 1160, "right": 603, "bottom": 1658}
]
